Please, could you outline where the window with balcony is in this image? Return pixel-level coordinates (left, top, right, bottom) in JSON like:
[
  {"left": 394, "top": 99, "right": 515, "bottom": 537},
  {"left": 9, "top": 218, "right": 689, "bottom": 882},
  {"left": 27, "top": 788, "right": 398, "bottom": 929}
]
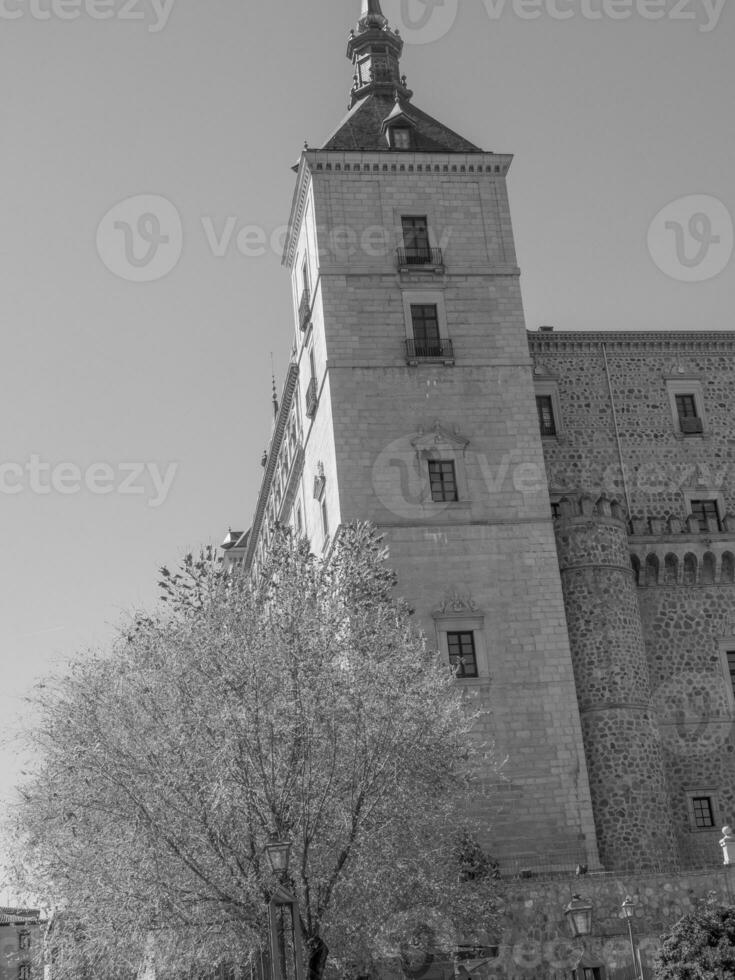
[
  {"left": 398, "top": 216, "right": 442, "bottom": 269},
  {"left": 447, "top": 631, "right": 478, "bottom": 678},
  {"left": 428, "top": 460, "right": 458, "bottom": 503},
  {"left": 410, "top": 304, "right": 442, "bottom": 357}
]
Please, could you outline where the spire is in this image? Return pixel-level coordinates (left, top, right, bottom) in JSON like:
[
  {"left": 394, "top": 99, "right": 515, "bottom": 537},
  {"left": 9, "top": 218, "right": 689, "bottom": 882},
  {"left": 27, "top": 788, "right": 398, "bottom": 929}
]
[
  {"left": 347, "top": 0, "right": 412, "bottom": 108},
  {"left": 359, "top": 0, "right": 388, "bottom": 29}
]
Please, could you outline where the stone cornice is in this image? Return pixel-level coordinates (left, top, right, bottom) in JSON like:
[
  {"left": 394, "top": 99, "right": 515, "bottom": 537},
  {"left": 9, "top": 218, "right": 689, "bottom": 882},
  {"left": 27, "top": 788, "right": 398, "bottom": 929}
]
[
  {"left": 304, "top": 149, "right": 512, "bottom": 177},
  {"left": 283, "top": 153, "right": 312, "bottom": 270},
  {"left": 243, "top": 363, "right": 300, "bottom": 571},
  {"left": 528, "top": 330, "right": 735, "bottom": 353}
]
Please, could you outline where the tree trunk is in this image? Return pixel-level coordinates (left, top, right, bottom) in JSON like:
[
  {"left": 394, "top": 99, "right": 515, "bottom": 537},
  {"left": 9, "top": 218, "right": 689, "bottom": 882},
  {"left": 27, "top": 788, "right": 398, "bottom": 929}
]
[{"left": 306, "top": 935, "right": 329, "bottom": 980}]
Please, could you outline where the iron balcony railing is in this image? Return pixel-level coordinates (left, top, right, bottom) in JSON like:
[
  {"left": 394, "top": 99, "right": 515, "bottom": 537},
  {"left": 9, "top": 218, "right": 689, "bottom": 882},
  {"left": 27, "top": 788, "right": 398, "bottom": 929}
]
[
  {"left": 396, "top": 246, "right": 444, "bottom": 268},
  {"left": 305, "top": 377, "right": 318, "bottom": 418},
  {"left": 298, "top": 287, "right": 311, "bottom": 331},
  {"left": 405, "top": 338, "right": 454, "bottom": 363}
]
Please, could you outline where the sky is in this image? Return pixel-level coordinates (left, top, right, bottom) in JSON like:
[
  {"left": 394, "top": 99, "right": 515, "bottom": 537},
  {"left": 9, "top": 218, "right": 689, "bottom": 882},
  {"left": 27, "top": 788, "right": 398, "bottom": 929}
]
[{"left": 0, "top": 0, "right": 733, "bottom": 851}]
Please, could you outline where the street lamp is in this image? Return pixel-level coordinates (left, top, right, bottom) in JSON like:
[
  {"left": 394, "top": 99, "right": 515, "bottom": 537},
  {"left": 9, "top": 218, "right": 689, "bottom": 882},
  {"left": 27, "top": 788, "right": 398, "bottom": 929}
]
[
  {"left": 264, "top": 838, "right": 304, "bottom": 980},
  {"left": 564, "top": 894, "right": 593, "bottom": 938},
  {"left": 265, "top": 839, "right": 292, "bottom": 878},
  {"left": 621, "top": 896, "right": 642, "bottom": 980}
]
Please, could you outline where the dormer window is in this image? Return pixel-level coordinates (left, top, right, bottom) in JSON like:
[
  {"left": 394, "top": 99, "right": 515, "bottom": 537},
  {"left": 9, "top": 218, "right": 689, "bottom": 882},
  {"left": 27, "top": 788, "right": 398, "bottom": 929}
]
[{"left": 391, "top": 128, "right": 412, "bottom": 150}]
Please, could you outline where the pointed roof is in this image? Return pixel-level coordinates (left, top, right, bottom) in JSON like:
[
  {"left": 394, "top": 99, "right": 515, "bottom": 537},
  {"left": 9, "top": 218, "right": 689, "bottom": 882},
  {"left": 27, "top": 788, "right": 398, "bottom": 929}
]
[{"left": 321, "top": 93, "right": 482, "bottom": 153}]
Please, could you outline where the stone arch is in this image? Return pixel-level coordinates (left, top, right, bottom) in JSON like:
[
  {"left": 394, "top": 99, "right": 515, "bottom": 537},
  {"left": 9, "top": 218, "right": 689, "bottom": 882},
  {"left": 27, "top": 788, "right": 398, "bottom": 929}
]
[
  {"left": 664, "top": 553, "right": 679, "bottom": 585},
  {"left": 722, "top": 552, "right": 735, "bottom": 584},
  {"left": 645, "top": 553, "right": 659, "bottom": 587},
  {"left": 683, "top": 553, "right": 698, "bottom": 586},
  {"left": 631, "top": 554, "right": 641, "bottom": 585},
  {"left": 702, "top": 552, "right": 716, "bottom": 585}
]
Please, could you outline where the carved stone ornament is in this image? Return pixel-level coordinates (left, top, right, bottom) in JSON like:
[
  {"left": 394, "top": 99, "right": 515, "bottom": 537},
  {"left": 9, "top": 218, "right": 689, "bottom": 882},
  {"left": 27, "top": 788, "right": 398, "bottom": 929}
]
[
  {"left": 433, "top": 589, "right": 479, "bottom": 616},
  {"left": 411, "top": 420, "right": 470, "bottom": 456}
]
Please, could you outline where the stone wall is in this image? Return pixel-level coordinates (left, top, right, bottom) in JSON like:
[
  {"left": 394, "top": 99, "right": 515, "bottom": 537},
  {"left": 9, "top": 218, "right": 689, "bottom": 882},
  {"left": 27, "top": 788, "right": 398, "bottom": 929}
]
[{"left": 374, "top": 866, "right": 735, "bottom": 980}]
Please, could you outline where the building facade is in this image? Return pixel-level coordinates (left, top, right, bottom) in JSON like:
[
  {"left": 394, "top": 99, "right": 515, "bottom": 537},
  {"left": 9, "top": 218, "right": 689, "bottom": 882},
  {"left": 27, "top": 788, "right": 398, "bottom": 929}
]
[
  {"left": 224, "top": 2, "right": 735, "bottom": 975},
  {"left": 0, "top": 908, "right": 43, "bottom": 980}
]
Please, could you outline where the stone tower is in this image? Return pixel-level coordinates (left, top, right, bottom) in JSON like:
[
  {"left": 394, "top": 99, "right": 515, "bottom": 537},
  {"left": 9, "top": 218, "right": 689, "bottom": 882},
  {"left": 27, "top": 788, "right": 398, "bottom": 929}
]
[
  {"left": 555, "top": 494, "right": 678, "bottom": 870},
  {"left": 240, "top": 0, "right": 601, "bottom": 870}
]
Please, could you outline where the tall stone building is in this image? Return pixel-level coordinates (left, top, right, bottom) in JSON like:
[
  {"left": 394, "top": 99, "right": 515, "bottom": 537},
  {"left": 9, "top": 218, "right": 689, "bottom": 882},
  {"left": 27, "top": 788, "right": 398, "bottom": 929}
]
[{"left": 225, "top": 2, "right": 735, "bottom": 975}]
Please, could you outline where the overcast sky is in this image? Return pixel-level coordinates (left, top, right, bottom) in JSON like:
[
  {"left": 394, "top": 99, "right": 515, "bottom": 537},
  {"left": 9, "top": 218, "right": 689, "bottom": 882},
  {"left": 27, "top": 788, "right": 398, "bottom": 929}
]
[{"left": 0, "top": 0, "right": 733, "bottom": 855}]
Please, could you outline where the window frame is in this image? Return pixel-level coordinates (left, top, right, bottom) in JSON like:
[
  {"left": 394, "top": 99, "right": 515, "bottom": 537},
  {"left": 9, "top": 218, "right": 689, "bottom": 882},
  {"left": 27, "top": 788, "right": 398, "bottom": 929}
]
[
  {"left": 684, "top": 493, "right": 724, "bottom": 532},
  {"left": 428, "top": 459, "right": 459, "bottom": 503},
  {"left": 401, "top": 215, "right": 431, "bottom": 262},
  {"left": 434, "top": 611, "right": 488, "bottom": 683},
  {"left": 717, "top": 638, "right": 735, "bottom": 716},
  {"left": 446, "top": 630, "right": 479, "bottom": 678},
  {"left": 402, "top": 289, "right": 448, "bottom": 344},
  {"left": 666, "top": 377, "right": 706, "bottom": 437},
  {"left": 390, "top": 127, "right": 412, "bottom": 150},
  {"left": 685, "top": 790, "right": 720, "bottom": 832},
  {"left": 533, "top": 378, "right": 563, "bottom": 439}
]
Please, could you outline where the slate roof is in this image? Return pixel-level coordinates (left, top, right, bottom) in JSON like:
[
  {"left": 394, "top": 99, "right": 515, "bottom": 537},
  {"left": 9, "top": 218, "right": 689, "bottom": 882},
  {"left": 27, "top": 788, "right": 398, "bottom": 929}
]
[{"left": 322, "top": 94, "right": 483, "bottom": 153}]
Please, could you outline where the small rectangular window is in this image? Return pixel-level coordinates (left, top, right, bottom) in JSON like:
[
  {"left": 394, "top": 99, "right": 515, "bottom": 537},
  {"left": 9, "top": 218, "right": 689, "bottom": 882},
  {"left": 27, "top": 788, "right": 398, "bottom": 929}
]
[
  {"left": 536, "top": 395, "right": 557, "bottom": 437},
  {"left": 727, "top": 652, "right": 735, "bottom": 697},
  {"left": 18, "top": 932, "right": 31, "bottom": 951},
  {"left": 18, "top": 965, "right": 31, "bottom": 980},
  {"left": 411, "top": 304, "right": 441, "bottom": 357},
  {"left": 691, "top": 796, "right": 716, "bottom": 829},
  {"left": 690, "top": 499, "right": 722, "bottom": 532},
  {"left": 428, "top": 460, "right": 458, "bottom": 503},
  {"left": 321, "top": 500, "right": 329, "bottom": 540},
  {"left": 447, "top": 632, "right": 478, "bottom": 678}
]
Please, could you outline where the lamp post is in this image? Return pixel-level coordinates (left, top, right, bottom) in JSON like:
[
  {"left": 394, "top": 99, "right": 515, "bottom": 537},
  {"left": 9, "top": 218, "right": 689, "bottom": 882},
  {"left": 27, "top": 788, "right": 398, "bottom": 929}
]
[
  {"left": 564, "top": 894, "right": 593, "bottom": 938},
  {"left": 265, "top": 838, "right": 304, "bottom": 980},
  {"left": 621, "top": 896, "right": 642, "bottom": 980}
]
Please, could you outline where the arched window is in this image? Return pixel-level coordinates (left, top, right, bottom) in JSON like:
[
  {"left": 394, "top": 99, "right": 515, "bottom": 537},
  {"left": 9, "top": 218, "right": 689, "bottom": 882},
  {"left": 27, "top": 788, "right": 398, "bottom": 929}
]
[
  {"left": 645, "top": 554, "right": 659, "bottom": 587},
  {"left": 631, "top": 555, "right": 641, "bottom": 585},
  {"left": 702, "top": 552, "right": 716, "bottom": 585},
  {"left": 683, "top": 553, "right": 698, "bottom": 586},
  {"left": 664, "top": 553, "right": 679, "bottom": 585},
  {"left": 722, "top": 552, "right": 735, "bottom": 584}
]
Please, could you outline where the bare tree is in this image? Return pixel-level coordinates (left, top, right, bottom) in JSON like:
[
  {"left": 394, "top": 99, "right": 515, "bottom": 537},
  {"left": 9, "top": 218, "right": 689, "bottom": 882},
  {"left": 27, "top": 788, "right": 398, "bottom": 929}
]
[{"left": 11, "top": 523, "right": 499, "bottom": 979}]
